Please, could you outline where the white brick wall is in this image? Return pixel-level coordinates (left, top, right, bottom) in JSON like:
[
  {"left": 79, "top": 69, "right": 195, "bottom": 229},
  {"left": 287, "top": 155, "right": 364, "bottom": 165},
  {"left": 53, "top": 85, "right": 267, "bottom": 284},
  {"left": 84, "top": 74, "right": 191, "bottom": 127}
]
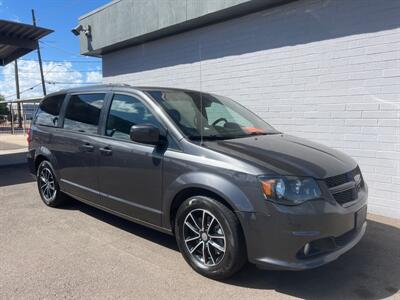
[{"left": 103, "top": 0, "right": 400, "bottom": 218}]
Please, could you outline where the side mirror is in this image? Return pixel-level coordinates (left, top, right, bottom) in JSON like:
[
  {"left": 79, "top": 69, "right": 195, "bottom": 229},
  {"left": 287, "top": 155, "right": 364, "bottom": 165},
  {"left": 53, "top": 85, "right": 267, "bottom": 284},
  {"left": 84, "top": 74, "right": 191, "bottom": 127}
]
[{"left": 130, "top": 124, "right": 162, "bottom": 145}]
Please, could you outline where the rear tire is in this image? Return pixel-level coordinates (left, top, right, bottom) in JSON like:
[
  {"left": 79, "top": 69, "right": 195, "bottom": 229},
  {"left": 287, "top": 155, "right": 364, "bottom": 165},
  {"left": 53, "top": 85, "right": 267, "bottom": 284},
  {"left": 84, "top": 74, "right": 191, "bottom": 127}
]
[
  {"left": 175, "top": 196, "right": 246, "bottom": 279},
  {"left": 36, "top": 160, "right": 68, "bottom": 207}
]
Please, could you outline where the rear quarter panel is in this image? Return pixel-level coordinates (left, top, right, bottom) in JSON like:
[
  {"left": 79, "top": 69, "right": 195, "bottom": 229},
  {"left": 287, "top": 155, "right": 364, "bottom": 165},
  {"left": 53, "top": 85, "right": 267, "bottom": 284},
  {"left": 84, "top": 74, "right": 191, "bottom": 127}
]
[{"left": 29, "top": 124, "right": 61, "bottom": 178}]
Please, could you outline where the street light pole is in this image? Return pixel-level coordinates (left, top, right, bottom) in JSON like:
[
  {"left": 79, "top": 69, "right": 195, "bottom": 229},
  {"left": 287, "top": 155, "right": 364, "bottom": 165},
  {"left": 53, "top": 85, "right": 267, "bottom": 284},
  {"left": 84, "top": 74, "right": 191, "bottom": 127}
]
[{"left": 14, "top": 59, "right": 22, "bottom": 128}]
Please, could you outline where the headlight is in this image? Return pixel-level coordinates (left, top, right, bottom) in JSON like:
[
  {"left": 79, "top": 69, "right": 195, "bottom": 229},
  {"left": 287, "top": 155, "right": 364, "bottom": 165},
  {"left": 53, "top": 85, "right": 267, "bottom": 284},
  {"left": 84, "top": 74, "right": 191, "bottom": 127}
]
[{"left": 259, "top": 176, "right": 322, "bottom": 205}]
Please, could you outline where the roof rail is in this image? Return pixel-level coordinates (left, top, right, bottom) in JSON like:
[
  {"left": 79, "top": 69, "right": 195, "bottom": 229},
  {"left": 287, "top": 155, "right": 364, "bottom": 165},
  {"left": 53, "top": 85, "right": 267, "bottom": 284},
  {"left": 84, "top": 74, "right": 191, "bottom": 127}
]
[{"left": 107, "top": 83, "right": 132, "bottom": 87}]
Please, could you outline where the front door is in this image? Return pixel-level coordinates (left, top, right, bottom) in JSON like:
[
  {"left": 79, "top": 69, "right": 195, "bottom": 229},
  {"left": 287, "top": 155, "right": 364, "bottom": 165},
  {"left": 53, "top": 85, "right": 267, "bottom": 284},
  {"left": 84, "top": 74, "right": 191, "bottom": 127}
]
[{"left": 96, "top": 93, "right": 164, "bottom": 226}]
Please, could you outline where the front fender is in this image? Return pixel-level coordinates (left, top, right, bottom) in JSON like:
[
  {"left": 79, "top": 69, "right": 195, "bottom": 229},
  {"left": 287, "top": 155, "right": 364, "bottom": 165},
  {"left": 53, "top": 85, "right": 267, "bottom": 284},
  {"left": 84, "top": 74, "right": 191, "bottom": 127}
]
[{"left": 163, "top": 172, "right": 256, "bottom": 229}]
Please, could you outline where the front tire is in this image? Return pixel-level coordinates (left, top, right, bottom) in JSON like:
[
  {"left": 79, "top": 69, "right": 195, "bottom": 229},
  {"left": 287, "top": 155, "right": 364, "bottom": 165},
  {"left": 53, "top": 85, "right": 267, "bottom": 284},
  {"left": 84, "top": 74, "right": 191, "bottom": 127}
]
[
  {"left": 36, "top": 160, "right": 67, "bottom": 207},
  {"left": 175, "top": 196, "right": 246, "bottom": 279}
]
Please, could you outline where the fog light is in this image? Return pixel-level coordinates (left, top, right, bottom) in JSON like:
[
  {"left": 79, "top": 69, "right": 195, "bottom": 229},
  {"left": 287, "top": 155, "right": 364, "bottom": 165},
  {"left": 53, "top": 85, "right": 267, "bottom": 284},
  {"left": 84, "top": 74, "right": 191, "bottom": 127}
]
[{"left": 304, "top": 243, "right": 311, "bottom": 256}]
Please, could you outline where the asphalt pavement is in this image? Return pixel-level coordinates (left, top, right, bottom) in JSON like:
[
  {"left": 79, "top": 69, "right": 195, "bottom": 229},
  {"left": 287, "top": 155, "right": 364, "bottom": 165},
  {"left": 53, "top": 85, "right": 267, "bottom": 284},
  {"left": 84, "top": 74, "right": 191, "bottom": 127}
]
[{"left": 0, "top": 164, "right": 399, "bottom": 299}]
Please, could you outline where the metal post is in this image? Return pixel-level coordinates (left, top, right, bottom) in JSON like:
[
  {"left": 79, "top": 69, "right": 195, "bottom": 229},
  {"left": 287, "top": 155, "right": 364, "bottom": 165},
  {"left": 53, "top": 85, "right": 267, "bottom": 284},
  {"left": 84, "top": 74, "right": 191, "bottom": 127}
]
[
  {"left": 10, "top": 103, "right": 14, "bottom": 135},
  {"left": 32, "top": 9, "right": 46, "bottom": 96},
  {"left": 14, "top": 60, "right": 23, "bottom": 128},
  {"left": 23, "top": 112, "right": 27, "bottom": 135}
]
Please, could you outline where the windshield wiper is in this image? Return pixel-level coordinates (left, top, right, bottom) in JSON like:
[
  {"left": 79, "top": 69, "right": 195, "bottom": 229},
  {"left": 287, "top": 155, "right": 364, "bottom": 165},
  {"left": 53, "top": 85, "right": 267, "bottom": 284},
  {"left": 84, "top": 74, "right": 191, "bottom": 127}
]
[
  {"left": 190, "top": 132, "right": 280, "bottom": 141},
  {"left": 249, "top": 132, "right": 268, "bottom": 136},
  {"left": 249, "top": 131, "right": 281, "bottom": 136},
  {"left": 190, "top": 135, "right": 230, "bottom": 141}
]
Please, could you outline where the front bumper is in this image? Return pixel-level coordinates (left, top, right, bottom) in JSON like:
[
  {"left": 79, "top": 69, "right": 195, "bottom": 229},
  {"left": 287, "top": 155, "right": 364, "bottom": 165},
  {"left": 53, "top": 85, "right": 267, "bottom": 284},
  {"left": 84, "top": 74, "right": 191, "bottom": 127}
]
[
  {"left": 238, "top": 189, "right": 368, "bottom": 270},
  {"left": 254, "top": 221, "right": 366, "bottom": 270}
]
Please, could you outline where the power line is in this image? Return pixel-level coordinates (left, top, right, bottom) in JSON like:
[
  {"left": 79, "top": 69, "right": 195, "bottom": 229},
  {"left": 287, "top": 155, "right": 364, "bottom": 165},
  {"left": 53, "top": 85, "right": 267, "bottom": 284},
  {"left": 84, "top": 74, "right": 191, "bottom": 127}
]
[
  {"left": 19, "top": 59, "right": 101, "bottom": 64},
  {"left": 47, "top": 81, "right": 102, "bottom": 85},
  {"left": 17, "top": 70, "right": 102, "bottom": 74},
  {"left": 39, "top": 41, "right": 95, "bottom": 60},
  {"left": 3, "top": 81, "right": 103, "bottom": 100},
  {"left": 1, "top": 70, "right": 102, "bottom": 82},
  {"left": 3, "top": 63, "right": 63, "bottom": 99},
  {"left": 4, "top": 83, "right": 43, "bottom": 100}
]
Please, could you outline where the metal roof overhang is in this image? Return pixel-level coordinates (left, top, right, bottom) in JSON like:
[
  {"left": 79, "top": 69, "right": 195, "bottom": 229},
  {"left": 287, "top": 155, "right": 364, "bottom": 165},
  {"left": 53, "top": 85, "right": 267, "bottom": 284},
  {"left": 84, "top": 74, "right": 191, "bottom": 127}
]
[{"left": 0, "top": 19, "right": 53, "bottom": 66}]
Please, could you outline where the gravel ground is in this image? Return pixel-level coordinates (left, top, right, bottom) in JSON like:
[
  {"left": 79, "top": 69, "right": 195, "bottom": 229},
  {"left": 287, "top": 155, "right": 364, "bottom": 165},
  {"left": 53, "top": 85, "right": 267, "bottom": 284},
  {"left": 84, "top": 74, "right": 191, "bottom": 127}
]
[{"left": 0, "top": 164, "right": 399, "bottom": 300}]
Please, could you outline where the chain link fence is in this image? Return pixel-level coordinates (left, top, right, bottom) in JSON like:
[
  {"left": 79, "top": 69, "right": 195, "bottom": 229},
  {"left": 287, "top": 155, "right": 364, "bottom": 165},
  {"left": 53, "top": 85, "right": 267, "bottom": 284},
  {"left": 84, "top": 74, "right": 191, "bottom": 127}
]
[{"left": 0, "top": 99, "right": 41, "bottom": 135}]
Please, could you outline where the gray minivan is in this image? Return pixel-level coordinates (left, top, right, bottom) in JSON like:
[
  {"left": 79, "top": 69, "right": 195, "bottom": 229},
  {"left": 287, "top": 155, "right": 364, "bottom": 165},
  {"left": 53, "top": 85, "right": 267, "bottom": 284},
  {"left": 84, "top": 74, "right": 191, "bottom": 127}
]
[{"left": 28, "top": 85, "right": 367, "bottom": 279}]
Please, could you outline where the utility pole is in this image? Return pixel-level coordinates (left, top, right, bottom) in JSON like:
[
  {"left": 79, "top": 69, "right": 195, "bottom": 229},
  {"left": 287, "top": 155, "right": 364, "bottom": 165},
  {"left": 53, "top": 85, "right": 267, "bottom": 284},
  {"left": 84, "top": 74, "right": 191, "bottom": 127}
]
[
  {"left": 14, "top": 60, "right": 22, "bottom": 128},
  {"left": 32, "top": 9, "right": 46, "bottom": 96}
]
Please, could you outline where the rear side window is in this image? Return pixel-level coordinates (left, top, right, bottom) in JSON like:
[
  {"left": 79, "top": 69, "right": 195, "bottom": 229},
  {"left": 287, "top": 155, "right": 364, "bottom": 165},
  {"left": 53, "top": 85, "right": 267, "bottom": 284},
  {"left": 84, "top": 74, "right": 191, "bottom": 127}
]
[
  {"left": 63, "top": 93, "right": 105, "bottom": 134},
  {"left": 35, "top": 94, "right": 65, "bottom": 127}
]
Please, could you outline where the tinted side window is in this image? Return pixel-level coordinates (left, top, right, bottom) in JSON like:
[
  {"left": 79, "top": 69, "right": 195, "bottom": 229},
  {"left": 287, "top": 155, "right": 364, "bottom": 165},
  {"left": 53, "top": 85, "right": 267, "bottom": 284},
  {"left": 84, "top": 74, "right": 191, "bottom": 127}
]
[
  {"left": 35, "top": 94, "right": 65, "bottom": 127},
  {"left": 63, "top": 93, "right": 105, "bottom": 134},
  {"left": 106, "top": 94, "right": 160, "bottom": 140}
]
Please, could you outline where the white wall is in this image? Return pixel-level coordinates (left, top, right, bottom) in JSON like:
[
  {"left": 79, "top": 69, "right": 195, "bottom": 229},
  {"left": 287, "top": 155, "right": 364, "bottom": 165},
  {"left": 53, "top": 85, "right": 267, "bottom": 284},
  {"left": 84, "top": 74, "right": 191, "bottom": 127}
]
[{"left": 103, "top": 0, "right": 400, "bottom": 218}]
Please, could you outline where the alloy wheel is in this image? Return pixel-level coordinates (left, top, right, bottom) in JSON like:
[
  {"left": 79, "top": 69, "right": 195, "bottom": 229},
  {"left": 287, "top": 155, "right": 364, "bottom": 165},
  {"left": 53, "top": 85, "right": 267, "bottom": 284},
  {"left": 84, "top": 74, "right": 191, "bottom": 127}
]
[
  {"left": 183, "top": 208, "right": 226, "bottom": 267},
  {"left": 39, "top": 167, "right": 56, "bottom": 202}
]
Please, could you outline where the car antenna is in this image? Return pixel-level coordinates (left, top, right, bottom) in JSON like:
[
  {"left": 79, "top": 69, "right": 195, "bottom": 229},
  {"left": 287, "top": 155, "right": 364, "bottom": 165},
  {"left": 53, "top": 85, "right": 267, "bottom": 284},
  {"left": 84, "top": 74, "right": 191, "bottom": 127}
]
[{"left": 198, "top": 42, "right": 204, "bottom": 146}]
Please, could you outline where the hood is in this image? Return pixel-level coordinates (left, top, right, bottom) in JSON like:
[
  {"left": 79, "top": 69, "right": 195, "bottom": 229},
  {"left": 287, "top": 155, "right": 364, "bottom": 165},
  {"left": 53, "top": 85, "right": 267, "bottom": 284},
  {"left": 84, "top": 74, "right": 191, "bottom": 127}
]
[{"left": 203, "top": 134, "right": 357, "bottom": 179}]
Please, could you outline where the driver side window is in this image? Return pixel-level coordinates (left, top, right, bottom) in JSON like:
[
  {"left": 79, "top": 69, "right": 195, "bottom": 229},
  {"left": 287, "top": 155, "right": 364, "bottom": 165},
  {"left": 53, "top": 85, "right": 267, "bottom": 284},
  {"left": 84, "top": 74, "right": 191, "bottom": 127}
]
[
  {"left": 206, "top": 102, "right": 252, "bottom": 127},
  {"left": 106, "top": 94, "right": 160, "bottom": 141}
]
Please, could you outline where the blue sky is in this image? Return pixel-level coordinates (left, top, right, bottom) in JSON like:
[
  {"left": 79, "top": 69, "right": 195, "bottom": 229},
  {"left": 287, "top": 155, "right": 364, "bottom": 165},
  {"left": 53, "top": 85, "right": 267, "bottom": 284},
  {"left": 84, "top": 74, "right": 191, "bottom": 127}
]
[{"left": 0, "top": 0, "right": 109, "bottom": 99}]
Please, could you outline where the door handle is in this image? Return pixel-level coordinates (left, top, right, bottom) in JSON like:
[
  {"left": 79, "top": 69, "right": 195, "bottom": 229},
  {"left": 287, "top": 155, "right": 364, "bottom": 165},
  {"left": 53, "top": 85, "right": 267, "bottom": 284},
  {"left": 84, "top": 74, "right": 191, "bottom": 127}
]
[
  {"left": 99, "top": 146, "right": 113, "bottom": 156},
  {"left": 80, "top": 143, "right": 94, "bottom": 152}
]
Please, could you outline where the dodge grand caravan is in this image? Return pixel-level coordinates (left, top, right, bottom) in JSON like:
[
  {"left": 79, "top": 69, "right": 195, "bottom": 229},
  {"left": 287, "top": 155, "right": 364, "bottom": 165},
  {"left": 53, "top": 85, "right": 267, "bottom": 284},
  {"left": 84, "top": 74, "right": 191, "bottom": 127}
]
[{"left": 28, "top": 85, "right": 367, "bottom": 279}]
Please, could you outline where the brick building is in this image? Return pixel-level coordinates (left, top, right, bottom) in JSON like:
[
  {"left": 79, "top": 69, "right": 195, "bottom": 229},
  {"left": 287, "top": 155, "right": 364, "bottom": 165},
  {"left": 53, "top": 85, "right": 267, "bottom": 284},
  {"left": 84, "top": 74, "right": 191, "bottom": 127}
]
[{"left": 76, "top": 0, "right": 400, "bottom": 218}]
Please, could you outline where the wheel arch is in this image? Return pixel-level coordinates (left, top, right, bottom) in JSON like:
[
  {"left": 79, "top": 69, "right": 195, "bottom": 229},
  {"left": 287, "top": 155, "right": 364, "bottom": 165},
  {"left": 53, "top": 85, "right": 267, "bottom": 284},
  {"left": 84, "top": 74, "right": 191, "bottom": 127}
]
[
  {"left": 34, "top": 154, "right": 47, "bottom": 171},
  {"left": 169, "top": 187, "right": 234, "bottom": 230},
  {"left": 33, "top": 147, "right": 60, "bottom": 179},
  {"left": 163, "top": 172, "right": 255, "bottom": 232}
]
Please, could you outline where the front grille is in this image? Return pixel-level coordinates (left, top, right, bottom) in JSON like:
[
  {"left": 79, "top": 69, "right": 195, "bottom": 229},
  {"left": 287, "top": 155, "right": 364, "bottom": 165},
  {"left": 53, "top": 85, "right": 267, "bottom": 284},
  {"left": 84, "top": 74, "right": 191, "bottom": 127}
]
[
  {"left": 325, "top": 173, "right": 349, "bottom": 188},
  {"left": 325, "top": 166, "right": 361, "bottom": 188},
  {"left": 325, "top": 166, "right": 364, "bottom": 206},
  {"left": 333, "top": 189, "right": 357, "bottom": 205}
]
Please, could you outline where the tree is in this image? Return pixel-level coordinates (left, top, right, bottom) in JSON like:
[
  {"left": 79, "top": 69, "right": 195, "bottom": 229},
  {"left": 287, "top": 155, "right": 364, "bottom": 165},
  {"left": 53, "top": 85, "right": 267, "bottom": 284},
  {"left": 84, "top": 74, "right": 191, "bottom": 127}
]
[{"left": 0, "top": 94, "right": 10, "bottom": 115}]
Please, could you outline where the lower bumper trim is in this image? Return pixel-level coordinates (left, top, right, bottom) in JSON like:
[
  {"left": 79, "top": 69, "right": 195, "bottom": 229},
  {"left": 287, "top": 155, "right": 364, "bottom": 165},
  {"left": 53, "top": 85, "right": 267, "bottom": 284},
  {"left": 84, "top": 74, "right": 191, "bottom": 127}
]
[{"left": 255, "top": 222, "right": 367, "bottom": 271}]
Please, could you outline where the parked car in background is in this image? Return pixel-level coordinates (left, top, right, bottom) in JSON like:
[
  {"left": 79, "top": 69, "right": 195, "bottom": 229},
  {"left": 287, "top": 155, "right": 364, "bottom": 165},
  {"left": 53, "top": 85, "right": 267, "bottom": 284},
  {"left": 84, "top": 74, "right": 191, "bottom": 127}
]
[{"left": 27, "top": 85, "right": 368, "bottom": 279}]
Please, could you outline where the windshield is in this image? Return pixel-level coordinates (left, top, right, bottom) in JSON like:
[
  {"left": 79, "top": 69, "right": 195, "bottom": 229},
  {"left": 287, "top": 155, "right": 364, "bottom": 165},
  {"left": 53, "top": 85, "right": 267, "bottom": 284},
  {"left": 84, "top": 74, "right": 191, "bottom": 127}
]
[{"left": 146, "top": 90, "right": 279, "bottom": 140}]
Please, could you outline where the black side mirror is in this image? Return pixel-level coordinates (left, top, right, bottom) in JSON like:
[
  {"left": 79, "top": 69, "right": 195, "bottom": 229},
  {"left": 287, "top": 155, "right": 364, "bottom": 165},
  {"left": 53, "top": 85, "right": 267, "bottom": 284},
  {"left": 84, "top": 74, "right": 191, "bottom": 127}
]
[{"left": 130, "top": 124, "right": 162, "bottom": 145}]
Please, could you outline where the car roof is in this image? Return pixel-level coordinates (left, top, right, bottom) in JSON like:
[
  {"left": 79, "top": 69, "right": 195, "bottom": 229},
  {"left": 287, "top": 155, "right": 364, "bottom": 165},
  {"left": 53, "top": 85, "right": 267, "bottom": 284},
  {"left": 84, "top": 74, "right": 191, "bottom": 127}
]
[{"left": 45, "top": 84, "right": 205, "bottom": 98}]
